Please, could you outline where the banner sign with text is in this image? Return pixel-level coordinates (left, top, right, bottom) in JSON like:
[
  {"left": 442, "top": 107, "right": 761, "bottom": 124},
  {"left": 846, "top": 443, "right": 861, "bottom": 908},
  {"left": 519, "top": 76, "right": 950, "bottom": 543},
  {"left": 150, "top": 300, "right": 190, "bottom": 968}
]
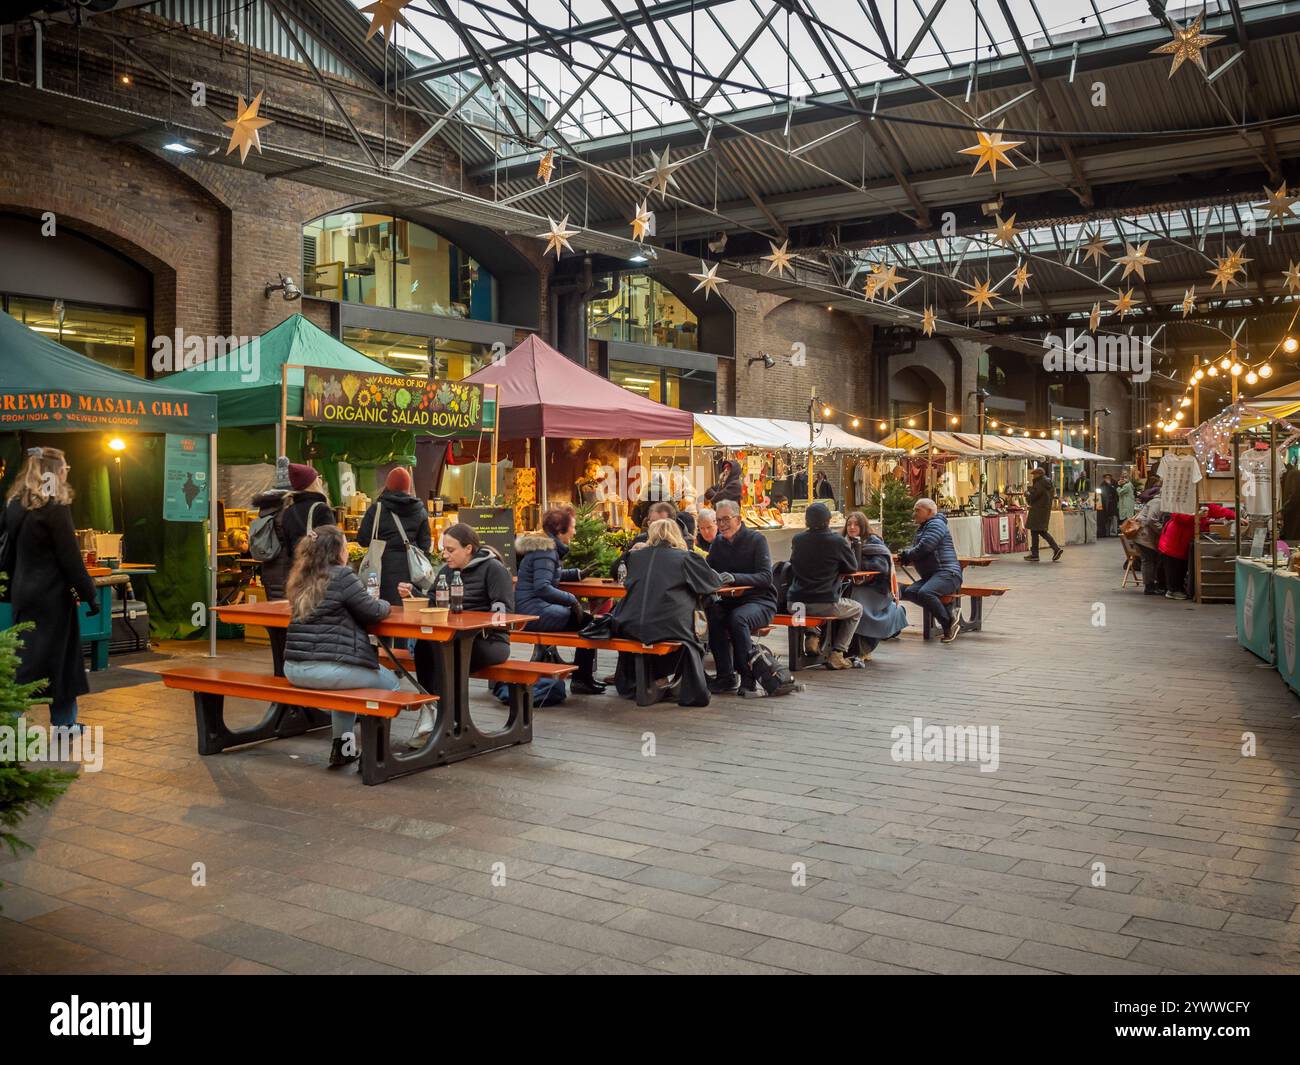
[
  {"left": 163, "top": 433, "right": 210, "bottom": 522},
  {"left": 301, "top": 369, "right": 494, "bottom": 438}
]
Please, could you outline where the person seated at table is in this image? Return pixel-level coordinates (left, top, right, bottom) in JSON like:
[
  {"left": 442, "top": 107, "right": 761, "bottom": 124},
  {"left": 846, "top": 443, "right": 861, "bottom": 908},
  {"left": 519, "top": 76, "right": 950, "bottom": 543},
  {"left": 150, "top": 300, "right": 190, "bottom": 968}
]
[
  {"left": 612, "top": 518, "right": 722, "bottom": 706},
  {"left": 695, "top": 507, "right": 717, "bottom": 552},
  {"left": 705, "top": 499, "right": 777, "bottom": 695},
  {"left": 613, "top": 500, "right": 681, "bottom": 575},
  {"left": 251, "top": 457, "right": 294, "bottom": 678},
  {"left": 280, "top": 463, "right": 336, "bottom": 554},
  {"left": 898, "top": 498, "right": 964, "bottom": 644},
  {"left": 842, "top": 511, "right": 908, "bottom": 662},
  {"left": 408, "top": 523, "right": 514, "bottom": 744},
  {"left": 283, "top": 525, "right": 396, "bottom": 770},
  {"left": 787, "top": 502, "right": 862, "bottom": 670},
  {"left": 357, "top": 465, "right": 432, "bottom": 650},
  {"left": 515, "top": 508, "right": 605, "bottom": 695}
]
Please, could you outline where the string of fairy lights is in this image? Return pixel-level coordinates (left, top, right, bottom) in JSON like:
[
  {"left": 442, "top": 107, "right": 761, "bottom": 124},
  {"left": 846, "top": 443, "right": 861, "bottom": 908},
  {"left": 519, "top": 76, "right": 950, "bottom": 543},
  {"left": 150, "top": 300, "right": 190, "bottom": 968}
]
[{"left": 815, "top": 402, "right": 1097, "bottom": 444}]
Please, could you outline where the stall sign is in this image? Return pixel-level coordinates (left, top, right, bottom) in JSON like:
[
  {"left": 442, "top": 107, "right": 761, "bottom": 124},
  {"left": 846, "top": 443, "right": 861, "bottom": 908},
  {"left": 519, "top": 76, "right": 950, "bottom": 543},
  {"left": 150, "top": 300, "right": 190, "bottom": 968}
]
[
  {"left": 302, "top": 370, "right": 494, "bottom": 437},
  {"left": 163, "top": 433, "right": 209, "bottom": 522},
  {"left": 456, "top": 507, "right": 517, "bottom": 576}
]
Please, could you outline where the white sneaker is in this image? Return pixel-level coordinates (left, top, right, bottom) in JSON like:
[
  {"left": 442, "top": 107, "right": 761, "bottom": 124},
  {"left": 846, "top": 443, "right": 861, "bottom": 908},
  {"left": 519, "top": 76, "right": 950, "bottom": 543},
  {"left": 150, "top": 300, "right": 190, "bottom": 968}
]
[{"left": 407, "top": 704, "right": 436, "bottom": 747}]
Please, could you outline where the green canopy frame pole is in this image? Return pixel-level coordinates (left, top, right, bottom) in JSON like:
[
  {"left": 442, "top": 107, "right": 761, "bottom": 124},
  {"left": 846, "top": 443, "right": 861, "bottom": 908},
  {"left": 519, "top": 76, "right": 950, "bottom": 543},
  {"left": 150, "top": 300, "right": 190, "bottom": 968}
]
[{"left": 208, "top": 431, "right": 218, "bottom": 659}]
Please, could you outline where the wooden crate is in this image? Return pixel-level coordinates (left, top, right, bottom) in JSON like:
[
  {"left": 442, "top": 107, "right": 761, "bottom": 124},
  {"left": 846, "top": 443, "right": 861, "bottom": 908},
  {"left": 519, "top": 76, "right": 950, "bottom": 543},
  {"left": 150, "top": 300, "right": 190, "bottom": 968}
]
[{"left": 1195, "top": 537, "right": 1236, "bottom": 604}]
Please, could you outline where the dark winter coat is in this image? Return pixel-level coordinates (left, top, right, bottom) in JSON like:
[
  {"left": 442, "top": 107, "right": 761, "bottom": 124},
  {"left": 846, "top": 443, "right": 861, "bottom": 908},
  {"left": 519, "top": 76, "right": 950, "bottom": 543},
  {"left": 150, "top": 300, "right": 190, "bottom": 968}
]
[
  {"left": 433, "top": 547, "right": 515, "bottom": 647},
  {"left": 788, "top": 525, "right": 859, "bottom": 605},
  {"left": 847, "top": 535, "right": 909, "bottom": 640},
  {"left": 357, "top": 489, "right": 433, "bottom": 603},
  {"left": 1100, "top": 482, "right": 1119, "bottom": 517},
  {"left": 1025, "top": 476, "right": 1054, "bottom": 531},
  {"left": 898, "top": 513, "right": 963, "bottom": 582},
  {"left": 514, "top": 533, "right": 580, "bottom": 617},
  {"left": 280, "top": 491, "right": 336, "bottom": 563},
  {"left": 705, "top": 461, "right": 742, "bottom": 505},
  {"left": 705, "top": 523, "right": 777, "bottom": 608},
  {"left": 815, "top": 475, "right": 835, "bottom": 500},
  {"left": 1282, "top": 467, "right": 1300, "bottom": 542},
  {"left": 251, "top": 487, "right": 294, "bottom": 599},
  {"left": 613, "top": 543, "right": 721, "bottom": 646},
  {"left": 285, "top": 564, "right": 389, "bottom": 669},
  {"left": 2, "top": 499, "right": 98, "bottom": 709}
]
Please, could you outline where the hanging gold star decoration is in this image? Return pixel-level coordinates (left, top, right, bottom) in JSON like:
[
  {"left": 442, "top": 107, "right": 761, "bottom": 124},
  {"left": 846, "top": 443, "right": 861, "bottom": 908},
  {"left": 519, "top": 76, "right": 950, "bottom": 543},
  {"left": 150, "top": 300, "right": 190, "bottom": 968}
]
[
  {"left": 961, "top": 275, "right": 1001, "bottom": 313},
  {"left": 1116, "top": 241, "right": 1159, "bottom": 282},
  {"left": 689, "top": 260, "right": 728, "bottom": 300},
  {"left": 1262, "top": 181, "right": 1299, "bottom": 222},
  {"left": 1181, "top": 286, "right": 1197, "bottom": 317},
  {"left": 1284, "top": 261, "right": 1300, "bottom": 295},
  {"left": 1151, "top": 13, "right": 1224, "bottom": 78},
  {"left": 1108, "top": 288, "right": 1139, "bottom": 319},
  {"left": 763, "top": 239, "right": 794, "bottom": 277},
  {"left": 921, "top": 306, "right": 936, "bottom": 337},
  {"left": 1079, "top": 230, "right": 1109, "bottom": 268},
  {"left": 362, "top": 0, "right": 412, "bottom": 40},
  {"left": 1087, "top": 302, "right": 1101, "bottom": 333},
  {"left": 988, "top": 213, "right": 1020, "bottom": 246},
  {"left": 1207, "top": 256, "right": 1238, "bottom": 294},
  {"left": 1012, "top": 261, "right": 1032, "bottom": 294},
  {"left": 870, "top": 262, "right": 904, "bottom": 301},
  {"left": 1224, "top": 243, "right": 1253, "bottom": 276},
  {"left": 537, "top": 149, "right": 555, "bottom": 184},
  {"left": 630, "top": 201, "right": 653, "bottom": 242},
  {"left": 640, "top": 146, "right": 685, "bottom": 199},
  {"left": 537, "top": 215, "right": 579, "bottom": 259},
  {"left": 957, "top": 121, "right": 1023, "bottom": 179},
  {"left": 224, "top": 91, "right": 272, "bottom": 164}
]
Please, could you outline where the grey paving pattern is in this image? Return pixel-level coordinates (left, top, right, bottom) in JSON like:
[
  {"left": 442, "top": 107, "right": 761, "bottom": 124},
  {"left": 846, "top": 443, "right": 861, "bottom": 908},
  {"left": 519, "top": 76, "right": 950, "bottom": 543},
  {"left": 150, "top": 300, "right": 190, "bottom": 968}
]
[{"left": 3, "top": 543, "right": 1299, "bottom": 974}]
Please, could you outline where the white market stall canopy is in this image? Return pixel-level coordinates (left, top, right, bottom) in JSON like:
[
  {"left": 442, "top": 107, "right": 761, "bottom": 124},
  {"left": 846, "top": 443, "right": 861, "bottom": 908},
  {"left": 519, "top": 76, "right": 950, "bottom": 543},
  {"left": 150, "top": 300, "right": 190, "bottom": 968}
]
[
  {"left": 883, "top": 427, "right": 1110, "bottom": 461},
  {"left": 649, "top": 414, "right": 901, "bottom": 454}
]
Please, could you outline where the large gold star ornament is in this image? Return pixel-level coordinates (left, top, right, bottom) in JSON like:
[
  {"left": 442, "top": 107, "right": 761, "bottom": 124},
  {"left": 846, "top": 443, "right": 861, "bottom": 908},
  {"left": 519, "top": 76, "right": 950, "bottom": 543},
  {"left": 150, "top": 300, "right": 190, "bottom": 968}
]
[
  {"left": 921, "top": 306, "right": 936, "bottom": 337},
  {"left": 1012, "top": 261, "right": 1032, "bottom": 294},
  {"left": 1088, "top": 302, "right": 1101, "bottom": 332},
  {"left": 224, "top": 91, "right": 272, "bottom": 164},
  {"left": 1109, "top": 288, "right": 1139, "bottom": 319},
  {"left": 537, "top": 149, "right": 555, "bottom": 184},
  {"left": 957, "top": 121, "right": 1023, "bottom": 179},
  {"left": 1151, "top": 13, "right": 1224, "bottom": 78},
  {"left": 1116, "top": 241, "right": 1159, "bottom": 281},
  {"left": 863, "top": 275, "right": 880, "bottom": 301},
  {"left": 988, "top": 213, "right": 1020, "bottom": 246},
  {"left": 1262, "top": 182, "right": 1299, "bottom": 222},
  {"left": 870, "top": 262, "right": 904, "bottom": 301},
  {"left": 961, "top": 276, "right": 1001, "bottom": 313},
  {"left": 361, "top": 0, "right": 412, "bottom": 40},
  {"left": 640, "top": 146, "right": 684, "bottom": 199},
  {"left": 689, "top": 261, "right": 728, "bottom": 300},
  {"left": 1284, "top": 261, "right": 1300, "bottom": 295},
  {"left": 1224, "top": 244, "right": 1253, "bottom": 275},
  {"left": 1207, "top": 257, "right": 1238, "bottom": 294},
  {"left": 1181, "top": 287, "right": 1197, "bottom": 317},
  {"left": 763, "top": 239, "right": 794, "bottom": 277},
  {"left": 1080, "top": 230, "right": 1109, "bottom": 268},
  {"left": 630, "top": 201, "right": 653, "bottom": 242},
  {"left": 538, "top": 215, "right": 579, "bottom": 259}
]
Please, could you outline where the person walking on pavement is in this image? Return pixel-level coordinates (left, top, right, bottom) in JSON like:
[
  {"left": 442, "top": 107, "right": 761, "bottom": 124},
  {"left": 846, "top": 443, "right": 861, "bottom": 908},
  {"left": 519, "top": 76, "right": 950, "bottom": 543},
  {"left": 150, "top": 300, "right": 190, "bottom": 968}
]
[{"left": 1023, "top": 467, "right": 1063, "bottom": 562}]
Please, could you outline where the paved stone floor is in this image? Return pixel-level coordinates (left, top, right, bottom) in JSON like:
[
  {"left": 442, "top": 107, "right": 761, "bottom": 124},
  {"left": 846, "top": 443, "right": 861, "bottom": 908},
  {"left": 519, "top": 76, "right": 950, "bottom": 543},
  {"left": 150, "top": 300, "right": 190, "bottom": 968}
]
[{"left": 3, "top": 542, "right": 1300, "bottom": 975}]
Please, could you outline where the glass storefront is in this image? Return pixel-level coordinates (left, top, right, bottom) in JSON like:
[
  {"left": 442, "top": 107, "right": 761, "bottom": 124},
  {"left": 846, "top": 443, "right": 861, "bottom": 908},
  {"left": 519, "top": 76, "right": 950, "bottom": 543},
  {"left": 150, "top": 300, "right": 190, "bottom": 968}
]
[
  {"left": 303, "top": 213, "right": 498, "bottom": 321},
  {"left": 5, "top": 296, "right": 147, "bottom": 375},
  {"left": 343, "top": 326, "right": 494, "bottom": 380},
  {"left": 589, "top": 273, "right": 698, "bottom": 351},
  {"left": 609, "top": 359, "right": 715, "bottom": 413}
]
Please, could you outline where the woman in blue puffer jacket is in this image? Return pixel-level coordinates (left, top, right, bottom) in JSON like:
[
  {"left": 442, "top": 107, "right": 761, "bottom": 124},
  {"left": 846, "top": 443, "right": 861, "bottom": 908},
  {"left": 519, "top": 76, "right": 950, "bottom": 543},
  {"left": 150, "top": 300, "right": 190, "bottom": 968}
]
[{"left": 515, "top": 508, "right": 605, "bottom": 695}]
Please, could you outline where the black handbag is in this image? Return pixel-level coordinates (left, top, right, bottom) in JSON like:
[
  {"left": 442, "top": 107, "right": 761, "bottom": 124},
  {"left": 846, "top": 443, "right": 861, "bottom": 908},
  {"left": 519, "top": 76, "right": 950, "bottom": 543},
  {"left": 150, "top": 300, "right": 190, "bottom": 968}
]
[{"left": 578, "top": 613, "right": 615, "bottom": 640}]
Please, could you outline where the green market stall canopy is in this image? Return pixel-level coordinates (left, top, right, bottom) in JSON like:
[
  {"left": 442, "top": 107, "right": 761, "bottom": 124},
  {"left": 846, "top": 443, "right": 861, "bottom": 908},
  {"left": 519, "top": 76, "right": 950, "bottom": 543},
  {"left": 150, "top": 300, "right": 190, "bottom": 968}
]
[{"left": 0, "top": 311, "right": 215, "bottom": 434}]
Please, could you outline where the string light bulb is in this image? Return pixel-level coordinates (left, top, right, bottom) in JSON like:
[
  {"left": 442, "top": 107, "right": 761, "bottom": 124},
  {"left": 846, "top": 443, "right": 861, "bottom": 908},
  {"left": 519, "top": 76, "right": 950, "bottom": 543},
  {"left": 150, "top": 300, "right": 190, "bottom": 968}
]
[
  {"left": 822, "top": 405, "right": 832, "bottom": 418},
  {"left": 878, "top": 421, "right": 887, "bottom": 431},
  {"left": 1284, "top": 336, "right": 1299, "bottom": 355},
  {"left": 907, "top": 417, "right": 916, "bottom": 427},
  {"left": 949, "top": 416, "right": 959, "bottom": 426},
  {"left": 1260, "top": 363, "right": 1274, "bottom": 378},
  {"left": 1207, "top": 365, "right": 1219, "bottom": 377},
  {"left": 1246, "top": 370, "right": 1259, "bottom": 385},
  {"left": 1180, "top": 396, "right": 1191, "bottom": 407},
  {"left": 989, "top": 419, "right": 998, "bottom": 428},
  {"left": 851, "top": 417, "right": 860, "bottom": 428},
  {"left": 1193, "top": 368, "right": 1204, "bottom": 381},
  {"left": 1231, "top": 362, "right": 1244, "bottom": 376}
]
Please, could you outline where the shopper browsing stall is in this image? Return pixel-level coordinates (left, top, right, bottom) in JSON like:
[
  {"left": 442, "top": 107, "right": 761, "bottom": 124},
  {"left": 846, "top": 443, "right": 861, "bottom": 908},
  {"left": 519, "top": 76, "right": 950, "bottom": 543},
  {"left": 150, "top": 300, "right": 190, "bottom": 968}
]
[{"left": 357, "top": 466, "right": 433, "bottom": 606}]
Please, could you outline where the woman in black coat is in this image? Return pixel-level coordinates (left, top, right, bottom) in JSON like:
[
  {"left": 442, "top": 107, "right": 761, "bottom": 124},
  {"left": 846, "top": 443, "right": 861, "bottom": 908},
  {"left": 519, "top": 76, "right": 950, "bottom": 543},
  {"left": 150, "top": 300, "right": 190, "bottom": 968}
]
[
  {"left": 357, "top": 466, "right": 433, "bottom": 604},
  {"left": 279, "top": 463, "right": 336, "bottom": 558},
  {"left": 1, "top": 447, "right": 98, "bottom": 730}
]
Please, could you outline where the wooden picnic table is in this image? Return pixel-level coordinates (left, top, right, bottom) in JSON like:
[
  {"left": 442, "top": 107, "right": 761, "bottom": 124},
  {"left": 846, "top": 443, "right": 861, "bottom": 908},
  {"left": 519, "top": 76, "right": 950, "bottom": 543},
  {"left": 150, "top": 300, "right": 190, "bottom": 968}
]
[
  {"left": 556, "top": 579, "right": 753, "bottom": 599},
  {"left": 214, "top": 601, "right": 537, "bottom": 775}
]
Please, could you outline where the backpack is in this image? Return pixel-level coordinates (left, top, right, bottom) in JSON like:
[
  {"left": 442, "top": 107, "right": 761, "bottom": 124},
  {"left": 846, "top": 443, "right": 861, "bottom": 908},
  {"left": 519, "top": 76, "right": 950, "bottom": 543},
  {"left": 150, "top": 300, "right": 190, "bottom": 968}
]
[
  {"left": 771, "top": 560, "right": 793, "bottom": 612},
  {"left": 249, "top": 497, "right": 288, "bottom": 562},
  {"left": 492, "top": 676, "right": 567, "bottom": 708},
  {"left": 747, "top": 643, "right": 798, "bottom": 697}
]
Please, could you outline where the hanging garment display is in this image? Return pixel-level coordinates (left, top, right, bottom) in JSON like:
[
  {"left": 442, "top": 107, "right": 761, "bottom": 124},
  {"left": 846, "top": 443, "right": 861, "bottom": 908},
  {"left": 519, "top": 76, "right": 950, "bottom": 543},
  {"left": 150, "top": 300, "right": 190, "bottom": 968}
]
[{"left": 1157, "top": 452, "right": 1202, "bottom": 516}]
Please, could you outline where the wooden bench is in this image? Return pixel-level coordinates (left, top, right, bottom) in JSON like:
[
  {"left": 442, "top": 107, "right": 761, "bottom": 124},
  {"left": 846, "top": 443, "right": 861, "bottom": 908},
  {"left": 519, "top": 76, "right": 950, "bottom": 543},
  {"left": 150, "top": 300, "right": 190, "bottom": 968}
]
[
  {"left": 508, "top": 631, "right": 681, "bottom": 707},
  {"left": 755, "top": 613, "right": 844, "bottom": 671},
  {"left": 897, "top": 584, "right": 1009, "bottom": 639}
]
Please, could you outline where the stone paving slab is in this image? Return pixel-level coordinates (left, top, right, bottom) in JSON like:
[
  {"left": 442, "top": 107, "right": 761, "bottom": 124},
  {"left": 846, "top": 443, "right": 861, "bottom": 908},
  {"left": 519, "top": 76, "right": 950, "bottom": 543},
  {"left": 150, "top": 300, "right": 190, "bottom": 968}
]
[{"left": 2, "top": 543, "right": 1299, "bottom": 974}]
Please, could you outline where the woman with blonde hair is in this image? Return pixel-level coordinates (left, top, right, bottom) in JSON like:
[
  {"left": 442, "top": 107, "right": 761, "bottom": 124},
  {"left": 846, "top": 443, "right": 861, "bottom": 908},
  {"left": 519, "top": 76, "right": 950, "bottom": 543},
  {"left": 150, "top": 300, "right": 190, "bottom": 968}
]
[
  {"left": 282, "top": 524, "right": 396, "bottom": 769},
  {"left": 0, "top": 446, "right": 98, "bottom": 732}
]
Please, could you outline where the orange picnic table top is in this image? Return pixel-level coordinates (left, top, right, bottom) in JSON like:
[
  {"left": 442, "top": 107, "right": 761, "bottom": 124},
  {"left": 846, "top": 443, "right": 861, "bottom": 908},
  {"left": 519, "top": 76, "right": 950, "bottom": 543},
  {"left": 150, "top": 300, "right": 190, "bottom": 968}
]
[{"left": 215, "top": 600, "right": 536, "bottom": 639}]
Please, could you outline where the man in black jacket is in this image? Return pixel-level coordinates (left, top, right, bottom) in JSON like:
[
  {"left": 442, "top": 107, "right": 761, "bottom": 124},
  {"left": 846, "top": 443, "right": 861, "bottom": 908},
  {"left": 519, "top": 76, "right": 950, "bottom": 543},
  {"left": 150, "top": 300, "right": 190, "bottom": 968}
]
[
  {"left": 705, "top": 500, "right": 777, "bottom": 694},
  {"left": 787, "top": 503, "right": 862, "bottom": 669}
]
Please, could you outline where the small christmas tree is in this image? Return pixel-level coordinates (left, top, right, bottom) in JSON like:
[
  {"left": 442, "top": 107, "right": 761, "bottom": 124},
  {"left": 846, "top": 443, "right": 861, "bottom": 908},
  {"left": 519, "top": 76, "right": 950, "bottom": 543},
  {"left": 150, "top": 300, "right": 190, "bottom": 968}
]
[
  {"left": 564, "top": 502, "right": 622, "bottom": 575},
  {"left": 868, "top": 478, "right": 918, "bottom": 550},
  {"left": 0, "top": 604, "right": 74, "bottom": 901}
]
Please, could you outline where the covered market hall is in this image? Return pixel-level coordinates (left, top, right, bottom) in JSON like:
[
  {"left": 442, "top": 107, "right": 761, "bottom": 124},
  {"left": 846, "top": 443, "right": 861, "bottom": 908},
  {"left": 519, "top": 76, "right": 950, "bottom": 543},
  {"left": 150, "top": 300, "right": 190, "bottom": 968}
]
[{"left": 4, "top": 0, "right": 1300, "bottom": 1013}]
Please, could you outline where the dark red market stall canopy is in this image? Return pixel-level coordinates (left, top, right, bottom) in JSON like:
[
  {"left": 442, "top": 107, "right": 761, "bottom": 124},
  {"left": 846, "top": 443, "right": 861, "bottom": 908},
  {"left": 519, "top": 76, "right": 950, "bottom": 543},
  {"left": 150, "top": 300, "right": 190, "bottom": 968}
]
[{"left": 463, "top": 334, "right": 694, "bottom": 440}]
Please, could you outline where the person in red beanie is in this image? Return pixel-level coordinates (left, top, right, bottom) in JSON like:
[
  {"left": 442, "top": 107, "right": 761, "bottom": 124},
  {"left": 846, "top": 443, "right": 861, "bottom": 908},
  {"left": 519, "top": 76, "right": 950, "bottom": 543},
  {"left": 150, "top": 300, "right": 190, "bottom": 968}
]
[
  {"left": 279, "top": 464, "right": 335, "bottom": 561},
  {"left": 358, "top": 465, "right": 432, "bottom": 611}
]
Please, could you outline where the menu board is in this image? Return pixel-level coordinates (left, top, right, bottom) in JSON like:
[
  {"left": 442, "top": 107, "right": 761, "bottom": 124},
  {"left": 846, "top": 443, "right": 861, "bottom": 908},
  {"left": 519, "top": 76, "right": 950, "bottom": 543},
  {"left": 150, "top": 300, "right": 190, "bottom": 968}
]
[
  {"left": 458, "top": 507, "right": 517, "bottom": 575},
  {"left": 302, "top": 370, "right": 495, "bottom": 438}
]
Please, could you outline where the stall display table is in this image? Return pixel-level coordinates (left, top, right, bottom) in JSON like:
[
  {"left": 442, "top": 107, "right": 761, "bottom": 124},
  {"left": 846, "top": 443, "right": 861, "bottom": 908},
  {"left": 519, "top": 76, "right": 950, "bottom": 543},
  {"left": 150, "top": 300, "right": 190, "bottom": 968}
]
[
  {"left": 1236, "top": 558, "right": 1278, "bottom": 664},
  {"left": 979, "top": 512, "right": 1024, "bottom": 554},
  {"left": 946, "top": 515, "right": 985, "bottom": 557},
  {"left": 1272, "top": 568, "right": 1300, "bottom": 694}
]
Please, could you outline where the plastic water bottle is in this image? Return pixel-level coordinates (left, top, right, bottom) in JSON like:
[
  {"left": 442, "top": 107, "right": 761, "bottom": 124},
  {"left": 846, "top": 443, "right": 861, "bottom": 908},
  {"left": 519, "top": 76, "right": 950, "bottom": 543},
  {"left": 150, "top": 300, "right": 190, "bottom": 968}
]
[
  {"left": 449, "top": 570, "right": 464, "bottom": 614},
  {"left": 616, "top": 560, "right": 628, "bottom": 586},
  {"left": 434, "top": 572, "right": 450, "bottom": 610},
  {"left": 366, "top": 572, "right": 380, "bottom": 600}
]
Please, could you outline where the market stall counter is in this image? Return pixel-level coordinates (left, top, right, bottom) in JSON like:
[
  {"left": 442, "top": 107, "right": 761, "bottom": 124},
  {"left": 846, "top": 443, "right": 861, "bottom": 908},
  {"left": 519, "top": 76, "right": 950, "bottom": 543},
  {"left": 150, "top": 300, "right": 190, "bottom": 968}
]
[
  {"left": 1236, "top": 557, "right": 1278, "bottom": 664},
  {"left": 1272, "top": 567, "right": 1300, "bottom": 694}
]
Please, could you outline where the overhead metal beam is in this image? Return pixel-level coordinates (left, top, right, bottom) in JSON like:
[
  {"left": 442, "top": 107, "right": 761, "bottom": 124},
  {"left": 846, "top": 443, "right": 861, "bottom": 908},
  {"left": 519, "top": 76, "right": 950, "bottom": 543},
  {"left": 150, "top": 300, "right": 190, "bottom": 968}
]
[
  {"left": 1225, "top": 0, "right": 1285, "bottom": 184},
  {"left": 391, "top": 75, "right": 485, "bottom": 171}
]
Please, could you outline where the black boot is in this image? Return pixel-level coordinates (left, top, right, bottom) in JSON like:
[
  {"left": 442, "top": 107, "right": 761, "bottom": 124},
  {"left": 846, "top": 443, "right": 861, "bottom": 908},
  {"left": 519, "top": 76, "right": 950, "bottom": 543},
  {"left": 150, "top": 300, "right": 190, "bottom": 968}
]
[
  {"left": 328, "top": 737, "right": 358, "bottom": 769},
  {"left": 571, "top": 675, "right": 607, "bottom": 695}
]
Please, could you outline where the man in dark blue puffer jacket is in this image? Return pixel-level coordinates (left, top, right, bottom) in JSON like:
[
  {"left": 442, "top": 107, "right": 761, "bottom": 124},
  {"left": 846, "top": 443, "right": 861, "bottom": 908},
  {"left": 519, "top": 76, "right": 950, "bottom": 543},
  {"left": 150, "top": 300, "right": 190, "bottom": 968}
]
[{"left": 897, "top": 498, "right": 964, "bottom": 644}]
